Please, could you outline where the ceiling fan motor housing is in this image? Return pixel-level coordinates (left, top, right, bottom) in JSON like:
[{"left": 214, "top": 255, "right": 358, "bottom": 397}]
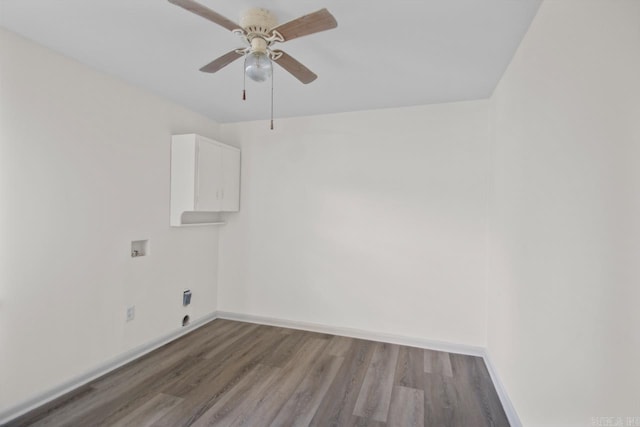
[
  {"left": 240, "top": 8, "right": 277, "bottom": 41},
  {"left": 168, "top": 0, "right": 335, "bottom": 85}
]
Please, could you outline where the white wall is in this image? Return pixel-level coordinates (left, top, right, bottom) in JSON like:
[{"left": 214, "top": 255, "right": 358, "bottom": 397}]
[
  {"left": 487, "top": 1, "right": 640, "bottom": 426},
  {"left": 0, "top": 29, "right": 222, "bottom": 414},
  {"left": 219, "top": 101, "right": 491, "bottom": 347}
]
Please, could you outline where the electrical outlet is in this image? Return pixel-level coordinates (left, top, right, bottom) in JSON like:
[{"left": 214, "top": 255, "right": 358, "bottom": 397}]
[{"left": 126, "top": 305, "right": 135, "bottom": 322}]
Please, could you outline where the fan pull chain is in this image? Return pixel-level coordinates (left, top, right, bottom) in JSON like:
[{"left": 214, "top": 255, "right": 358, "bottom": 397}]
[
  {"left": 242, "top": 66, "right": 246, "bottom": 101},
  {"left": 270, "top": 66, "right": 274, "bottom": 130}
]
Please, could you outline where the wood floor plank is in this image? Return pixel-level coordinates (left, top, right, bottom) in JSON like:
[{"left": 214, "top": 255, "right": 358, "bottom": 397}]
[
  {"left": 189, "top": 364, "right": 281, "bottom": 427},
  {"left": 309, "top": 338, "right": 376, "bottom": 427},
  {"left": 325, "top": 335, "right": 353, "bottom": 357},
  {"left": 352, "top": 342, "right": 400, "bottom": 422},
  {"left": 395, "top": 346, "right": 425, "bottom": 389},
  {"left": 90, "top": 320, "right": 242, "bottom": 402},
  {"left": 65, "top": 355, "right": 204, "bottom": 426},
  {"left": 349, "top": 416, "right": 387, "bottom": 426},
  {"left": 110, "top": 393, "right": 183, "bottom": 427},
  {"left": 450, "top": 354, "right": 510, "bottom": 427},
  {"left": 270, "top": 353, "right": 344, "bottom": 426},
  {"left": 449, "top": 369, "right": 490, "bottom": 427},
  {"left": 23, "top": 388, "right": 107, "bottom": 426},
  {"left": 229, "top": 337, "right": 329, "bottom": 426},
  {"left": 153, "top": 326, "right": 286, "bottom": 427},
  {"left": 260, "top": 331, "right": 308, "bottom": 367},
  {"left": 387, "top": 386, "right": 424, "bottom": 427},
  {"left": 424, "top": 371, "right": 458, "bottom": 427},
  {"left": 89, "top": 339, "right": 192, "bottom": 392},
  {"left": 299, "top": 330, "right": 335, "bottom": 340},
  {"left": 91, "top": 319, "right": 241, "bottom": 392},
  {"left": 6, "top": 384, "right": 95, "bottom": 427},
  {"left": 424, "top": 349, "right": 453, "bottom": 377},
  {"left": 202, "top": 322, "right": 262, "bottom": 360},
  {"left": 469, "top": 356, "right": 509, "bottom": 427},
  {"left": 161, "top": 324, "right": 278, "bottom": 397},
  {"left": 25, "top": 354, "right": 200, "bottom": 427},
  {"left": 187, "top": 320, "right": 251, "bottom": 359}
]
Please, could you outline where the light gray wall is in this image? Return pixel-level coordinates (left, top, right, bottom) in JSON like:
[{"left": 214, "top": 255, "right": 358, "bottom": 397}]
[
  {"left": 219, "top": 101, "right": 491, "bottom": 347},
  {"left": 0, "top": 29, "right": 222, "bottom": 413},
  {"left": 487, "top": 1, "right": 640, "bottom": 425}
]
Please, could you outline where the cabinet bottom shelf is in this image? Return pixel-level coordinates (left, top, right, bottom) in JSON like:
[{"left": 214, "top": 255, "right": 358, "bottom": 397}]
[{"left": 171, "top": 211, "right": 229, "bottom": 227}]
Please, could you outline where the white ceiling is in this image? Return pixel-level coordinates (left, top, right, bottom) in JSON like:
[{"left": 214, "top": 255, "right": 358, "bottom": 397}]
[{"left": 0, "top": 0, "right": 541, "bottom": 123}]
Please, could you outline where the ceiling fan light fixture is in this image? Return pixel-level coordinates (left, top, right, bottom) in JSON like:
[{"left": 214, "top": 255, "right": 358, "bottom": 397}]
[
  {"left": 168, "top": 0, "right": 338, "bottom": 127},
  {"left": 244, "top": 51, "right": 272, "bottom": 82}
]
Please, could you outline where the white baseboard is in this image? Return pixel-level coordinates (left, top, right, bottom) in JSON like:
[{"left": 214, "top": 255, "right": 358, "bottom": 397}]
[
  {"left": 218, "top": 311, "right": 521, "bottom": 426},
  {"left": 217, "top": 311, "right": 485, "bottom": 356},
  {"left": 480, "top": 349, "right": 522, "bottom": 427},
  {"left": 2, "top": 310, "right": 521, "bottom": 427},
  {"left": 0, "top": 311, "right": 219, "bottom": 425}
]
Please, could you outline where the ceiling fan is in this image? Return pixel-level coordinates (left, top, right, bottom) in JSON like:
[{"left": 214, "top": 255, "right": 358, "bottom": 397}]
[{"left": 168, "top": 0, "right": 338, "bottom": 85}]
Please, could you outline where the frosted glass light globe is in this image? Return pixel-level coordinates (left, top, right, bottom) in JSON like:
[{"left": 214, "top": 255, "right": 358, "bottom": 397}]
[{"left": 244, "top": 51, "right": 272, "bottom": 82}]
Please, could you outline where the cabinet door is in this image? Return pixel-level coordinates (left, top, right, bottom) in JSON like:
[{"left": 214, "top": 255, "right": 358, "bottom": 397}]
[
  {"left": 195, "top": 140, "right": 222, "bottom": 211},
  {"left": 221, "top": 147, "right": 241, "bottom": 212}
]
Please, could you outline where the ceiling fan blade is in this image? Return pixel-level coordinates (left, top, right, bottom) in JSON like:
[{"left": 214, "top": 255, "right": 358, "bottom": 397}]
[
  {"left": 169, "top": 0, "right": 241, "bottom": 32},
  {"left": 271, "top": 9, "right": 337, "bottom": 42},
  {"left": 199, "top": 50, "right": 243, "bottom": 73},
  {"left": 272, "top": 50, "right": 317, "bottom": 84}
]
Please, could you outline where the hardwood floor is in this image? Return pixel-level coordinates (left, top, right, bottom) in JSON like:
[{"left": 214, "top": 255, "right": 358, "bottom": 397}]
[{"left": 8, "top": 319, "right": 509, "bottom": 427}]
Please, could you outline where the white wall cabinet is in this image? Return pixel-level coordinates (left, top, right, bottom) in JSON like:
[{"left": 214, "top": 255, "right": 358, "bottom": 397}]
[{"left": 170, "top": 134, "right": 241, "bottom": 226}]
